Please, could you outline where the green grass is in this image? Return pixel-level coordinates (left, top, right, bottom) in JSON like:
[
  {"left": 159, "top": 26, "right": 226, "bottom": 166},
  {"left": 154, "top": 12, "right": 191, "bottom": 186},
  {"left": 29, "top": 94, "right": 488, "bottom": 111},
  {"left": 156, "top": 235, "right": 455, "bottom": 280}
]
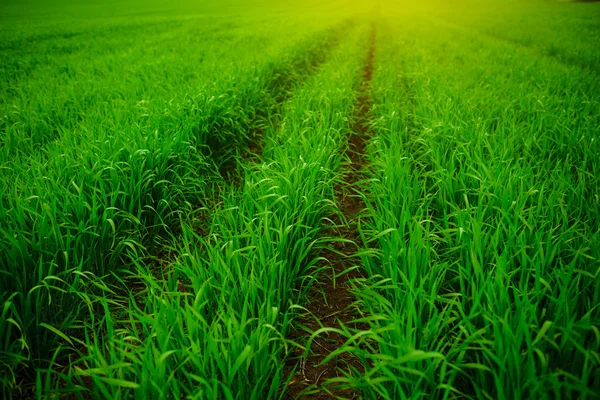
[{"left": 1, "top": 0, "right": 599, "bottom": 398}]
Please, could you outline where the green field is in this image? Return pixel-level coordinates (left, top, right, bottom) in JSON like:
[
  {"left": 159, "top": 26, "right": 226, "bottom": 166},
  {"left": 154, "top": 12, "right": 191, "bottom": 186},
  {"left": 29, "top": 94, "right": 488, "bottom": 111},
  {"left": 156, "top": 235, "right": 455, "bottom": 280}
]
[{"left": 1, "top": 0, "right": 599, "bottom": 398}]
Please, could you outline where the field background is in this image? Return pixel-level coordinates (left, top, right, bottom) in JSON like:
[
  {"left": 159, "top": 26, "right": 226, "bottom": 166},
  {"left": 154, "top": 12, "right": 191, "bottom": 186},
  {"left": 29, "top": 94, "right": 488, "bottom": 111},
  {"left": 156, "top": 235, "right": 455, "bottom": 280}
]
[{"left": 1, "top": 0, "right": 599, "bottom": 399}]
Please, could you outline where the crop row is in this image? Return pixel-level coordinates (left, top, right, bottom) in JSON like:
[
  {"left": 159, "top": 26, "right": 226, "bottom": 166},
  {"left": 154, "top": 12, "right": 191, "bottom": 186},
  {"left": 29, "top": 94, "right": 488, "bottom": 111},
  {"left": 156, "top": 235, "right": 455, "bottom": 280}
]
[{"left": 0, "top": 13, "right": 353, "bottom": 396}]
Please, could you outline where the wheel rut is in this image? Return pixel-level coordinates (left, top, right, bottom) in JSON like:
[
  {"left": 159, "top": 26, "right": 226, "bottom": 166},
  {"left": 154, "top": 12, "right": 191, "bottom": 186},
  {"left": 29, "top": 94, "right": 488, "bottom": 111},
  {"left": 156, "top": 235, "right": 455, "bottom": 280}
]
[{"left": 284, "top": 24, "right": 376, "bottom": 400}]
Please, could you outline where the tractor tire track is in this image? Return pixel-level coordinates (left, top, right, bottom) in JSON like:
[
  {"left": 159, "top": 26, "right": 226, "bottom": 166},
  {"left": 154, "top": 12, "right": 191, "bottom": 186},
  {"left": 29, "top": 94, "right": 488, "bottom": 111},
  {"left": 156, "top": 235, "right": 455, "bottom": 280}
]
[{"left": 284, "top": 23, "right": 376, "bottom": 399}]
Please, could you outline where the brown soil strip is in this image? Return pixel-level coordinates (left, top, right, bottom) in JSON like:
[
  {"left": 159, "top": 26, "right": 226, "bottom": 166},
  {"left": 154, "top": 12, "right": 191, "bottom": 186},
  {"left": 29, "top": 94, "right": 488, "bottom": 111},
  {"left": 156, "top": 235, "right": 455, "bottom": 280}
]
[{"left": 284, "top": 24, "right": 376, "bottom": 400}]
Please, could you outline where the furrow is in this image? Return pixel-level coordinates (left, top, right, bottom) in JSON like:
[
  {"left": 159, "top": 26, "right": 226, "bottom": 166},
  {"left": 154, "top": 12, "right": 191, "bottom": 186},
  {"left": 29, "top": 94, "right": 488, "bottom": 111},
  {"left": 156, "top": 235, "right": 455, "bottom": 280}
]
[{"left": 285, "top": 23, "right": 376, "bottom": 400}]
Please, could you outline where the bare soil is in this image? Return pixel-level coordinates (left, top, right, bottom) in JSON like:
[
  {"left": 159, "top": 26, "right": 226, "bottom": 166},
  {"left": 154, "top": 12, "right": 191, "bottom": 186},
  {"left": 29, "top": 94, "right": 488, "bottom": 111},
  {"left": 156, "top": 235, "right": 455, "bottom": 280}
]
[{"left": 284, "top": 24, "right": 376, "bottom": 400}]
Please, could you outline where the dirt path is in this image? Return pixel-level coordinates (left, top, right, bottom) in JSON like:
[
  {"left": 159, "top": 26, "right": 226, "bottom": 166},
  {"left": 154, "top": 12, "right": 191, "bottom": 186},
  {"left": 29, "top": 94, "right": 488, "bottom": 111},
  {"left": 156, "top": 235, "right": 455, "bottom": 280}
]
[{"left": 284, "top": 24, "right": 376, "bottom": 399}]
